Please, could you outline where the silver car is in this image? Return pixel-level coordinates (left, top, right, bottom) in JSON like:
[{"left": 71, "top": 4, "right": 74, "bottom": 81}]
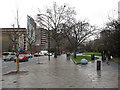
[{"left": 2, "top": 52, "right": 16, "bottom": 61}]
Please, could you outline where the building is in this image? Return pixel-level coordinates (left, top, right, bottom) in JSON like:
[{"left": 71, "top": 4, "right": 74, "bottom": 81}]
[
  {"left": 118, "top": 1, "right": 120, "bottom": 19},
  {"left": 34, "top": 27, "right": 54, "bottom": 52},
  {"left": 27, "top": 15, "right": 54, "bottom": 52},
  {"left": 34, "top": 28, "right": 48, "bottom": 52},
  {"left": 27, "top": 15, "right": 36, "bottom": 41},
  {"left": 1, "top": 28, "right": 27, "bottom": 52}
]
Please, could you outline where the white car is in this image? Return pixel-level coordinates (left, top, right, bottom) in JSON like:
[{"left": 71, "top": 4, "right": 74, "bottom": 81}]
[
  {"left": 2, "top": 52, "right": 16, "bottom": 61},
  {"left": 34, "top": 53, "right": 40, "bottom": 57},
  {"left": 40, "top": 50, "right": 48, "bottom": 56}
]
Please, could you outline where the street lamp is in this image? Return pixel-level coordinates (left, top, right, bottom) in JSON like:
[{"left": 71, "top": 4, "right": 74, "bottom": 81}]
[{"left": 48, "top": 19, "right": 50, "bottom": 61}]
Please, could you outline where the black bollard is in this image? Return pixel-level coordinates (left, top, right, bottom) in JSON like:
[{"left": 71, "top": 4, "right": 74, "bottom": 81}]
[{"left": 97, "top": 61, "right": 101, "bottom": 70}]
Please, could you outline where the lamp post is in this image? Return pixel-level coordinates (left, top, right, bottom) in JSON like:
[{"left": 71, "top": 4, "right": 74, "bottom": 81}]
[
  {"left": 48, "top": 29, "right": 50, "bottom": 61},
  {"left": 48, "top": 19, "right": 50, "bottom": 61}
]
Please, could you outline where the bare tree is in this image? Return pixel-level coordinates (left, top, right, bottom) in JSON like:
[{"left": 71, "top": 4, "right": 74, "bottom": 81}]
[
  {"left": 37, "top": 2, "right": 76, "bottom": 58},
  {"left": 26, "top": 33, "right": 35, "bottom": 54},
  {"left": 8, "top": 25, "right": 22, "bottom": 52},
  {"left": 7, "top": 9, "right": 22, "bottom": 72},
  {"left": 62, "top": 20, "right": 97, "bottom": 58},
  {"left": 99, "top": 18, "right": 120, "bottom": 57}
]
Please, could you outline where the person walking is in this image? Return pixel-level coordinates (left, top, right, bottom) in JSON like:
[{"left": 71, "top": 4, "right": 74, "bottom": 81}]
[
  {"left": 102, "top": 51, "right": 106, "bottom": 62},
  {"left": 106, "top": 50, "right": 111, "bottom": 65}
]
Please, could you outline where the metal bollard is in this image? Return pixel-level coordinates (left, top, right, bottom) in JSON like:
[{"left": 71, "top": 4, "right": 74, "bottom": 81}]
[{"left": 97, "top": 61, "right": 101, "bottom": 70}]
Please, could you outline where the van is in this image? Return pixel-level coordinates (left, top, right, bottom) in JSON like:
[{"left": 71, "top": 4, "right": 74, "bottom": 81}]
[
  {"left": 2, "top": 52, "right": 16, "bottom": 61},
  {"left": 40, "top": 50, "right": 48, "bottom": 56}
]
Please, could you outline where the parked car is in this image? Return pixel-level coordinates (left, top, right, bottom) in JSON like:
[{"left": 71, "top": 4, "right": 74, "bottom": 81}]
[
  {"left": 34, "top": 53, "right": 40, "bottom": 57},
  {"left": 14, "top": 54, "right": 29, "bottom": 62},
  {"left": 57, "top": 52, "right": 61, "bottom": 55},
  {"left": 40, "top": 50, "right": 48, "bottom": 56},
  {"left": 2, "top": 52, "right": 16, "bottom": 61},
  {"left": 39, "top": 52, "right": 44, "bottom": 56},
  {"left": 26, "top": 54, "right": 33, "bottom": 58}
]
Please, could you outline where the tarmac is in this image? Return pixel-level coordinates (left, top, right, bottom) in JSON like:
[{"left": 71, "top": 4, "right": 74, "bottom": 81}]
[{"left": 2, "top": 54, "right": 118, "bottom": 88}]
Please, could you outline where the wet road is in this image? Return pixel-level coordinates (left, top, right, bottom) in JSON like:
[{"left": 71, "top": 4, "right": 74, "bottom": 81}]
[
  {"left": 2, "top": 56, "right": 51, "bottom": 74},
  {"left": 2, "top": 54, "right": 118, "bottom": 88}
]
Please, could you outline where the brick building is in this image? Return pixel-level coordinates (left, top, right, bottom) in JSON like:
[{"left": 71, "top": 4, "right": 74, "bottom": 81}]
[{"left": 1, "top": 28, "right": 27, "bottom": 52}]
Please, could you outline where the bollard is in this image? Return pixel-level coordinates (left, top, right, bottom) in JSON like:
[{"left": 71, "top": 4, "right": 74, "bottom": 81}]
[
  {"left": 91, "top": 54, "right": 95, "bottom": 60},
  {"left": 67, "top": 54, "right": 70, "bottom": 60},
  {"left": 97, "top": 61, "right": 101, "bottom": 70},
  {"left": 66, "top": 52, "right": 70, "bottom": 60}
]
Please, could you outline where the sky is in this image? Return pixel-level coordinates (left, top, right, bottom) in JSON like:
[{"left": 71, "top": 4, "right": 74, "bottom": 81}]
[{"left": 0, "top": 0, "right": 119, "bottom": 28}]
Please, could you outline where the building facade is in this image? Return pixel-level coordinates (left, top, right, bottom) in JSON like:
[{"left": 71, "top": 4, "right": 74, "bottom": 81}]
[
  {"left": 1, "top": 28, "right": 27, "bottom": 52},
  {"left": 27, "top": 15, "right": 36, "bottom": 42},
  {"left": 34, "top": 27, "right": 54, "bottom": 52}
]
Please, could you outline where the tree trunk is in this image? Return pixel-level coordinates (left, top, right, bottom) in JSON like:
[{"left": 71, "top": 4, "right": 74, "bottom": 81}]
[
  {"left": 29, "top": 44, "right": 32, "bottom": 54},
  {"left": 74, "top": 50, "right": 76, "bottom": 58},
  {"left": 54, "top": 47, "right": 57, "bottom": 58}
]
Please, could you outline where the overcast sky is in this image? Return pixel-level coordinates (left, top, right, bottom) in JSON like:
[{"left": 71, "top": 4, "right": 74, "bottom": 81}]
[{"left": 0, "top": 0, "right": 119, "bottom": 28}]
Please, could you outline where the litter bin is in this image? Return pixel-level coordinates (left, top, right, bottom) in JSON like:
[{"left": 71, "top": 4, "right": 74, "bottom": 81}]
[
  {"left": 97, "top": 60, "right": 101, "bottom": 70},
  {"left": 91, "top": 54, "right": 95, "bottom": 60}
]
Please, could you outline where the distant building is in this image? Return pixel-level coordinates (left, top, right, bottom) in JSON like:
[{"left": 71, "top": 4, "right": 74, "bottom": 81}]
[
  {"left": 34, "top": 28, "right": 47, "bottom": 51},
  {"left": 118, "top": 1, "right": 120, "bottom": 19},
  {"left": 34, "top": 27, "right": 54, "bottom": 52},
  {"left": 27, "top": 15, "right": 55, "bottom": 52},
  {"left": 27, "top": 15, "right": 36, "bottom": 42},
  {"left": 1, "top": 28, "right": 27, "bottom": 52}
]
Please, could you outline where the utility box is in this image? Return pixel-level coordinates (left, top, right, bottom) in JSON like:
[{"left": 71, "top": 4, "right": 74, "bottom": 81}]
[{"left": 97, "top": 60, "right": 101, "bottom": 70}]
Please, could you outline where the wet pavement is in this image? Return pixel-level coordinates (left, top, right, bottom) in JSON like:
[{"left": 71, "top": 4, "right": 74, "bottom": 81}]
[{"left": 2, "top": 54, "right": 118, "bottom": 88}]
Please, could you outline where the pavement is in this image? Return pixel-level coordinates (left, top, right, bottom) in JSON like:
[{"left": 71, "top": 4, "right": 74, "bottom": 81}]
[{"left": 2, "top": 54, "right": 118, "bottom": 88}]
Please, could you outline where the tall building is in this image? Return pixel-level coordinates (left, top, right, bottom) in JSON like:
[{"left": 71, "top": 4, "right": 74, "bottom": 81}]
[
  {"left": 34, "top": 28, "right": 48, "bottom": 51},
  {"left": 34, "top": 27, "right": 54, "bottom": 52},
  {"left": 27, "top": 15, "right": 36, "bottom": 42}
]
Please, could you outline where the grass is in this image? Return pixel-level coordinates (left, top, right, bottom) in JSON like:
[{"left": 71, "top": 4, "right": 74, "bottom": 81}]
[
  {"left": 112, "top": 57, "right": 120, "bottom": 64},
  {"left": 71, "top": 55, "right": 99, "bottom": 63},
  {"left": 82, "top": 52, "right": 101, "bottom": 56}
]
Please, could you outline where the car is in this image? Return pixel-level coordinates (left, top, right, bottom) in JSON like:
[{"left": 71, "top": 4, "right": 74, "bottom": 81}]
[
  {"left": 48, "top": 53, "right": 53, "bottom": 56},
  {"left": 39, "top": 52, "right": 44, "bottom": 56},
  {"left": 57, "top": 52, "right": 61, "bottom": 55},
  {"left": 14, "top": 54, "right": 29, "bottom": 62},
  {"left": 2, "top": 52, "right": 16, "bottom": 61},
  {"left": 26, "top": 54, "right": 33, "bottom": 58},
  {"left": 34, "top": 53, "right": 40, "bottom": 57},
  {"left": 40, "top": 50, "right": 48, "bottom": 56}
]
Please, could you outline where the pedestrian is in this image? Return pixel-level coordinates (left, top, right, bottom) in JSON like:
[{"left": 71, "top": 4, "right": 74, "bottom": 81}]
[
  {"left": 102, "top": 51, "right": 106, "bottom": 62},
  {"left": 106, "top": 50, "right": 111, "bottom": 65}
]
